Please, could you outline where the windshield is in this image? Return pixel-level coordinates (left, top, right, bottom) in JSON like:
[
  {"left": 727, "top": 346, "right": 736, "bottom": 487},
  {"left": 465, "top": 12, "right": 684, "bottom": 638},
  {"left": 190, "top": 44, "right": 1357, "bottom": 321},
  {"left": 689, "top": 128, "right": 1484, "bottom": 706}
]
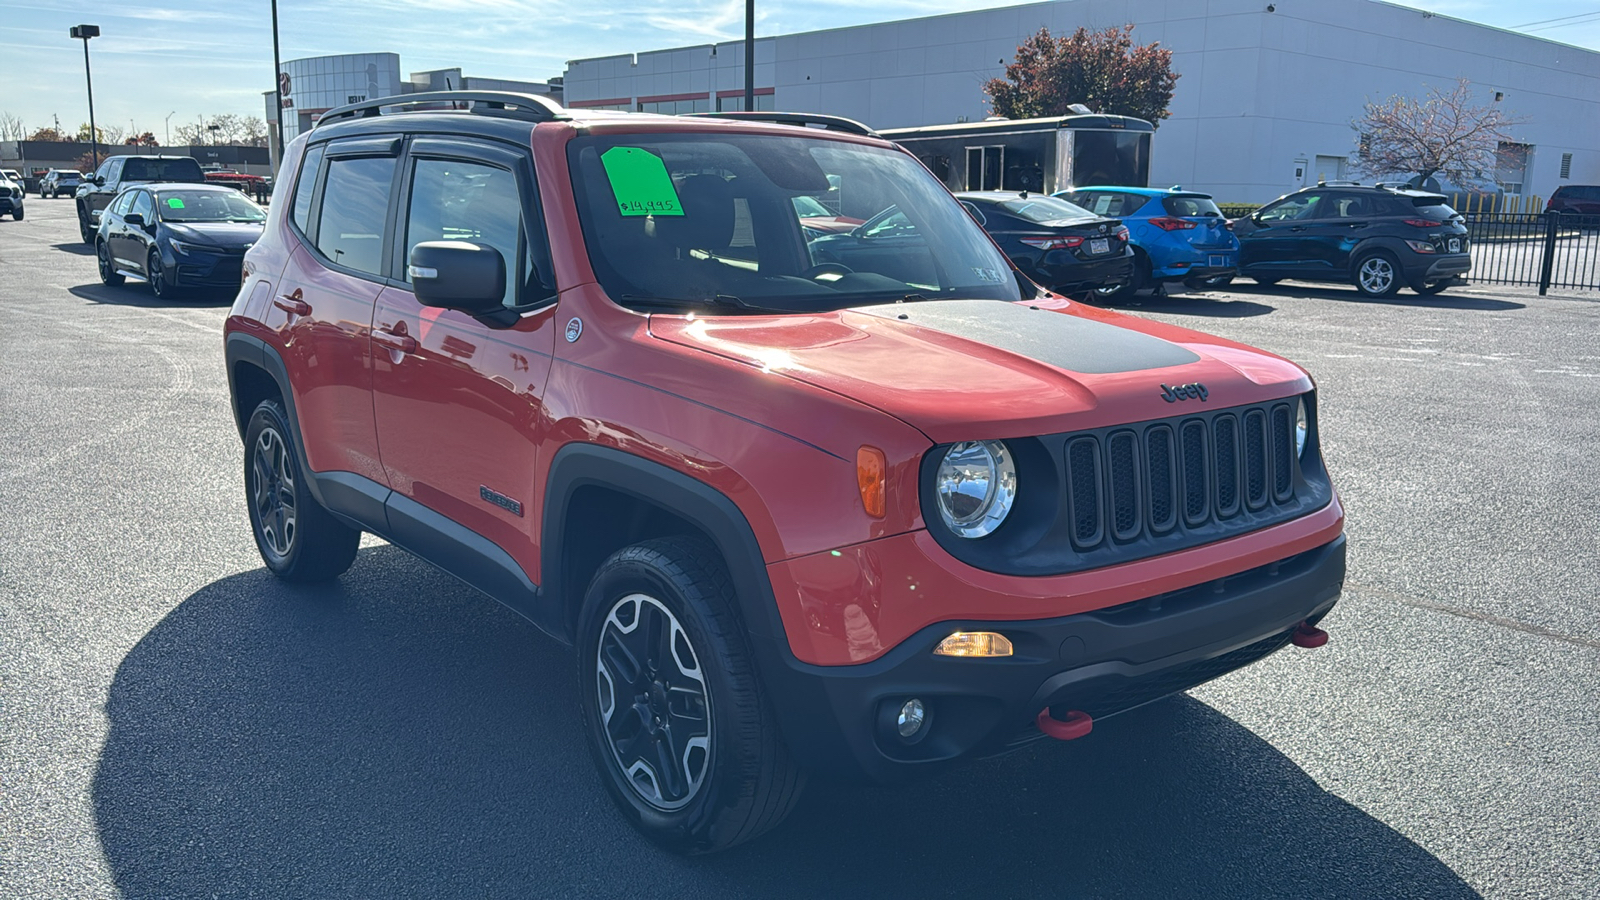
[
  {"left": 59, "top": 171, "right": 83, "bottom": 179},
  {"left": 569, "top": 133, "right": 1024, "bottom": 313},
  {"left": 1000, "top": 195, "right": 1095, "bottom": 223},
  {"left": 124, "top": 157, "right": 204, "bottom": 182},
  {"left": 156, "top": 189, "right": 266, "bottom": 223}
]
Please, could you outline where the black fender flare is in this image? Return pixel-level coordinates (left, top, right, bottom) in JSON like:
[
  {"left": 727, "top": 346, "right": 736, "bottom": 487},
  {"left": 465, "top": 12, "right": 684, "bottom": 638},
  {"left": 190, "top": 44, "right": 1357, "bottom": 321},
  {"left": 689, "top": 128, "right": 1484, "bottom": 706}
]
[
  {"left": 539, "top": 442, "right": 786, "bottom": 646},
  {"left": 223, "top": 331, "right": 333, "bottom": 511}
]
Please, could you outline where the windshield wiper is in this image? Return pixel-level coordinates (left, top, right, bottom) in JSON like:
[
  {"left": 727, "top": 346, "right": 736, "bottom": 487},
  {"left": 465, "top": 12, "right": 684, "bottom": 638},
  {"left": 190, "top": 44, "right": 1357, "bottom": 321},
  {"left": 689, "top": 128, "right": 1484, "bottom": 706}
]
[{"left": 618, "top": 293, "right": 783, "bottom": 313}]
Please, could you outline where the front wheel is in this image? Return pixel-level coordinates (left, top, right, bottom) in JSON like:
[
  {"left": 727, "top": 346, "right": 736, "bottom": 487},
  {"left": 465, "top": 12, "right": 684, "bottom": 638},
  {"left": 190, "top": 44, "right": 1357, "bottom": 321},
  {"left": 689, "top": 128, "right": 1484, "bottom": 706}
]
[
  {"left": 147, "top": 248, "right": 180, "bottom": 299},
  {"left": 1354, "top": 251, "right": 1402, "bottom": 298},
  {"left": 578, "top": 537, "right": 804, "bottom": 854},
  {"left": 243, "top": 399, "right": 360, "bottom": 581},
  {"left": 11, "top": 206, "right": 20, "bottom": 221},
  {"left": 77, "top": 205, "right": 94, "bottom": 243}
]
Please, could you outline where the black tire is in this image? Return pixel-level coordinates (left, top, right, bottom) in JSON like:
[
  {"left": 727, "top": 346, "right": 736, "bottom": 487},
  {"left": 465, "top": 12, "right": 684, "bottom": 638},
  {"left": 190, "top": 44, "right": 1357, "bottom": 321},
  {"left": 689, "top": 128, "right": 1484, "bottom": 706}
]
[
  {"left": 1189, "top": 274, "right": 1234, "bottom": 290},
  {"left": 1411, "top": 279, "right": 1452, "bottom": 296},
  {"left": 1095, "top": 252, "right": 1148, "bottom": 300},
  {"left": 147, "top": 248, "right": 180, "bottom": 299},
  {"left": 97, "top": 239, "right": 124, "bottom": 286},
  {"left": 1251, "top": 275, "right": 1281, "bottom": 286},
  {"left": 577, "top": 536, "right": 805, "bottom": 854},
  {"left": 1353, "top": 251, "right": 1402, "bottom": 298},
  {"left": 243, "top": 399, "right": 360, "bottom": 582},
  {"left": 11, "top": 206, "right": 20, "bottom": 221},
  {"left": 77, "top": 204, "right": 94, "bottom": 243}
]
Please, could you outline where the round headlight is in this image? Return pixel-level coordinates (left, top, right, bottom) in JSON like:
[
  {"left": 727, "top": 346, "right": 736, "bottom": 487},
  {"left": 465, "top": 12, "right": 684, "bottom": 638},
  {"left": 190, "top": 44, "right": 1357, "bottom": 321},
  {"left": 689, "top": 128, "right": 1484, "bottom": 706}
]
[
  {"left": 1295, "top": 396, "right": 1308, "bottom": 457},
  {"left": 934, "top": 440, "right": 1017, "bottom": 538}
]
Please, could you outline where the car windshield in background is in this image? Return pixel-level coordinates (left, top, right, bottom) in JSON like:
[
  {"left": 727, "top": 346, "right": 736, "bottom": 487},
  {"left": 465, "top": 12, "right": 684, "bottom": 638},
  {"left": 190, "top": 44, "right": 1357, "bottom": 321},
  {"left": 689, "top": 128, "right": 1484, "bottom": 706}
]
[
  {"left": 1163, "top": 196, "right": 1222, "bottom": 217},
  {"left": 1000, "top": 196, "right": 1095, "bottom": 223},
  {"left": 60, "top": 171, "right": 83, "bottom": 179},
  {"left": 123, "top": 158, "right": 205, "bottom": 182},
  {"left": 156, "top": 190, "right": 266, "bottom": 223},
  {"left": 569, "top": 133, "right": 1023, "bottom": 312}
]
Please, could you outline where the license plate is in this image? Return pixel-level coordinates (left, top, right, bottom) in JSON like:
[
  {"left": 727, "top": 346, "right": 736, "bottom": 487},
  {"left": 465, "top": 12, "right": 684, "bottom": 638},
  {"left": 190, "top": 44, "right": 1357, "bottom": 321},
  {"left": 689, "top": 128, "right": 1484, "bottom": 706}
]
[
  {"left": 1209, "top": 254, "right": 1226, "bottom": 268},
  {"left": 1448, "top": 238, "right": 1461, "bottom": 253},
  {"left": 1090, "top": 238, "right": 1110, "bottom": 255}
]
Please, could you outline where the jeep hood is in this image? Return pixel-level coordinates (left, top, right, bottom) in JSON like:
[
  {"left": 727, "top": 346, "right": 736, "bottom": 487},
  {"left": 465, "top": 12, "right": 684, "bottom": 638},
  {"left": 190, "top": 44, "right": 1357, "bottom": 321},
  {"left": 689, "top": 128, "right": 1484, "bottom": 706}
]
[{"left": 648, "top": 299, "right": 1313, "bottom": 443}]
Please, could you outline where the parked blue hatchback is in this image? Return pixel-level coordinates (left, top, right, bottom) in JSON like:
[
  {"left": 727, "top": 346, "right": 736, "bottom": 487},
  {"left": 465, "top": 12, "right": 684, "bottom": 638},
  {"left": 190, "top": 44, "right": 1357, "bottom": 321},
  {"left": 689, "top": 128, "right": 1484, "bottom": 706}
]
[{"left": 1055, "top": 186, "right": 1240, "bottom": 298}]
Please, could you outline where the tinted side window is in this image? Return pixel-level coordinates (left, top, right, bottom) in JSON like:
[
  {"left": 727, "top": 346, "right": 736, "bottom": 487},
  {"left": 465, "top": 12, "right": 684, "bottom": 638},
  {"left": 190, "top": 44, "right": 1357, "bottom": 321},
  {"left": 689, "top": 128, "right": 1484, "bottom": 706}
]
[
  {"left": 123, "top": 157, "right": 204, "bottom": 183},
  {"left": 110, "top": 191, "right": 135, "bottom": 215},
  {"left": 404, "top": 158, "right": 522, "bottom": 308},
  {"left": 316, "top": 156, "right": 396, "bottom": 276},
  {"left": 1258, "top": 194, "right": 1322, "bottom": 222},
  {"left": 291, "top": 143, "right": 325, "bottom": 234},
  {"left": 130, "top": 190, "right": 154, "bottom": 220}
]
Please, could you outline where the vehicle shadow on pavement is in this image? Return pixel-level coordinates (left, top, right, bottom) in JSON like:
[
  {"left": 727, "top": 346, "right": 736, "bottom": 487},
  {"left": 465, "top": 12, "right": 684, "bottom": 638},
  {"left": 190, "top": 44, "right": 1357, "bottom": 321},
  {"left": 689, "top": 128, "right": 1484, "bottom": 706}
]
[
  {"left": 1227, "top": 282, "right": 1526, "bottom": 311},
  {"left": 93, "top": 548, "right": 1480, "bottom": 900},
  {"left": 51, "top": 241, "right": 96, "bottom": 256},
  {"left": 68, "top": 283, "right": 233, "bottom": 309}
]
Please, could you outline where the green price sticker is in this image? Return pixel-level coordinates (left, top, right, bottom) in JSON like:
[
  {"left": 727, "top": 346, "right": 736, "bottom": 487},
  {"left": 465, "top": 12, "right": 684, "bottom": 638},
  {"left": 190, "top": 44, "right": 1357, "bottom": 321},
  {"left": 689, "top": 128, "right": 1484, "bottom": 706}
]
[
  {"left": 167, "top": 197, "right": 185, "bottom": 209},
  {"left": 600, "top": 146, "right": 683, "bottom": 217}
]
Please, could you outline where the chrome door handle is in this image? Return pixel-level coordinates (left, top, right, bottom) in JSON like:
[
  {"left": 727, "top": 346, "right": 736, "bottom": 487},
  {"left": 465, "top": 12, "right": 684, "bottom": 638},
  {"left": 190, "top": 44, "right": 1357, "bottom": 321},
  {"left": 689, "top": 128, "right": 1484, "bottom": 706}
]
[
  {"left": 373, "top": 329, "right": 418, "bottom": 354},
  {"left": 273, "top": 290, "right": 311, "bottom": 316}
]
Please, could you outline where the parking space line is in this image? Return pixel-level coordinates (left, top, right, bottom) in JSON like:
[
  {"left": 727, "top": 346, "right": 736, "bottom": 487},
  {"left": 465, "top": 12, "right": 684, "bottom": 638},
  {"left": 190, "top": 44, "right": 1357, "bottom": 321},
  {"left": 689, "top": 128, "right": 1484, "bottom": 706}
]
[{"left": 1348, "top": 580, "right": 1600, "bottom": 651}]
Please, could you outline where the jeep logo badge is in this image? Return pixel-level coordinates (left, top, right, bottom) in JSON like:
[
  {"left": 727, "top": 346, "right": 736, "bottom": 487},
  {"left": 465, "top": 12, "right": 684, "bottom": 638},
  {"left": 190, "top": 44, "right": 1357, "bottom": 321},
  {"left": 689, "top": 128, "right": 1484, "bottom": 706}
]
[
  {"left": 565, "top": 317, "right": 583, "bottom": 343},
  {"left": 1160, "top": 382, "right": 1209, "bottom": 403}
]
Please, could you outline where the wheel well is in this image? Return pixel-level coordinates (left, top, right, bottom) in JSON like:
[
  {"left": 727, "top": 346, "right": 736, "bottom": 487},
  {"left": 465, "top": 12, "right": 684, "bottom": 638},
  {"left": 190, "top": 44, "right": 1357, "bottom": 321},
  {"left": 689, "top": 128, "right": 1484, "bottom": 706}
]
[
  {"left": 230, "top": 361, "right": 282, "bottom": 437},
  {"left": 560, "top": 484, "right": 714, "bottom": 633}
]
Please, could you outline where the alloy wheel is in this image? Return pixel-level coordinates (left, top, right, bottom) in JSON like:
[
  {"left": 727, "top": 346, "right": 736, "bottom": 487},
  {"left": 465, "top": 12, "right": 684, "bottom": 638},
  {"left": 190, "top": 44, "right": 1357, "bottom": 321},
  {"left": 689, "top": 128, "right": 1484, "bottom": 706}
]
[
  {"left": 595, "top": 592, "right": 712, "bottom": 811},
  {"left": 148, "top": 251, "right": 167, "bottom": 297},
  {"left": 1358, "top": 257, "right": 1395, "bottom": 294},
  {"left": 250, "top": 426, "right": 297, "bottom": 560}
]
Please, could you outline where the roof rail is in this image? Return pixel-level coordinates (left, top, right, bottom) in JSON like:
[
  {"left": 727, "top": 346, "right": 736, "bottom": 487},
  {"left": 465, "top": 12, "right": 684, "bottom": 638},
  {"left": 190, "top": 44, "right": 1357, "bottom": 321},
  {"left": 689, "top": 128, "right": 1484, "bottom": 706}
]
[
  {"left": 315, "top": 91, "right": 567, "bottom": 129},
  {"left": 684, "top": 111, "right": 878, "bottom": 137},
  {"left": 1313, "top": 179, "right": 1363, "bottom": 187}
]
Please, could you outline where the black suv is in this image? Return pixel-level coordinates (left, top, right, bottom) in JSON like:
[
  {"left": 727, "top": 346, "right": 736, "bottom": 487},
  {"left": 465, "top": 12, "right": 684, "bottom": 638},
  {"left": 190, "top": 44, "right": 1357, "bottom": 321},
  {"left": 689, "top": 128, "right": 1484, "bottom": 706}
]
[
  {"left": 1232, "top": 184, "right": 1470, "bottom": 297},
  {"left": 75, "top": 154, "right": 206, "bottom": 243}
]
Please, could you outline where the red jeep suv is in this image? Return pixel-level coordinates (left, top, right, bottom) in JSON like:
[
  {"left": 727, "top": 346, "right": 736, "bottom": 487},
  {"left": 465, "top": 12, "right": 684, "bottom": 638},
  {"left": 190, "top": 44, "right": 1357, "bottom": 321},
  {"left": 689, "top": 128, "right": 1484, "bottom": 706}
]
[{"left": 224, "top": 93, "right": 1345, "bottom": 853}]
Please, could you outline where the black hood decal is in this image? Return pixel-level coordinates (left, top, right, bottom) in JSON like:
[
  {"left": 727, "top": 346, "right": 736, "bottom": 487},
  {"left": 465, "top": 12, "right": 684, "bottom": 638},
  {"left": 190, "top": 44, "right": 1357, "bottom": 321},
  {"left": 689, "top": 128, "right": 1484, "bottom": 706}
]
[{"left": 858, "top": 300, "right": 1200, "bottom": 374}]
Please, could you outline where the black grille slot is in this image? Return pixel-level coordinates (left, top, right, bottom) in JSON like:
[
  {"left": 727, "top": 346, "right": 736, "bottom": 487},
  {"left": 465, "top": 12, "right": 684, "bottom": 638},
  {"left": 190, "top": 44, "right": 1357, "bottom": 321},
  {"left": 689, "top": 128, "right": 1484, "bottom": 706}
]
[
  {"left": 1213, "top": 414, "right": 1240, "bottom": 518},
  {"left": 1180, "top": 420, "right": 1208, "bottom": 525},
  {"left": 1271, "top": 404, "right": 1294, "bottom": 500},
  {"left": 1066, "top": 437, "right": 1104, "bottom": 548},
  {"left": 1145, "top": 426, "right": 1176, "bottom": 533},
  {"left": 1107, "top": 431, "right": 1140, "bottom": 541},
  {"left": 1243, "top": 409, "right": 1268, "bottom": 509}
]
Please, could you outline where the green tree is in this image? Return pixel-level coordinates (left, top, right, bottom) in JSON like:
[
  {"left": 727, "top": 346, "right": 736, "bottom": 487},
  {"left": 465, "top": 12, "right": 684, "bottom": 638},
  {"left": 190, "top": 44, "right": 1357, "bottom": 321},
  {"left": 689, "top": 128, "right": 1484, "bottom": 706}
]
[{"left": 984, "top": 25, "right": 1179, "bottom": 126}]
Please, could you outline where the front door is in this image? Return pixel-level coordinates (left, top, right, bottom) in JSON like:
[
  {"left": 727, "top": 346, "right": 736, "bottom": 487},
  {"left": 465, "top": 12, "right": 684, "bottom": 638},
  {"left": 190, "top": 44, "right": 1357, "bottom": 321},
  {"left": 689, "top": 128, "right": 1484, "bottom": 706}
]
[
  {"left": 370, "top": 137, "right": 558, "bottom": 588},
  {"left": 1239, "top": 192, "right": 1325, "bottom": 273}
]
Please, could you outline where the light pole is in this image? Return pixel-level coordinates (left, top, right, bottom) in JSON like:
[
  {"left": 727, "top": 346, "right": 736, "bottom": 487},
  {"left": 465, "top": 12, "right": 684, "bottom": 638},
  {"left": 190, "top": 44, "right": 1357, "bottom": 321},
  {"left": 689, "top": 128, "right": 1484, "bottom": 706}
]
[
  {"left": 69, "top": 24, "right": 100, "bottom": 169},
  {"left": 743, "top": 0, "right": 754, "bottom": 111},
  {"left": 271, "top": 0, "right": 285, "bottom": 166},
  {"left": 164, "top": 110, "right": 176, "bottom": 147}
]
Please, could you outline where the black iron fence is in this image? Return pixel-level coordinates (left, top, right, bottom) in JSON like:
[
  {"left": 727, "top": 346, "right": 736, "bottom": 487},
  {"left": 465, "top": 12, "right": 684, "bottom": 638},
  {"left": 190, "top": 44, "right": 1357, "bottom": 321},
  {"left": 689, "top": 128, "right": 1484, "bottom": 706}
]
[{"left": 1463, "top": 211, "right": 1599, "bottom": 294}]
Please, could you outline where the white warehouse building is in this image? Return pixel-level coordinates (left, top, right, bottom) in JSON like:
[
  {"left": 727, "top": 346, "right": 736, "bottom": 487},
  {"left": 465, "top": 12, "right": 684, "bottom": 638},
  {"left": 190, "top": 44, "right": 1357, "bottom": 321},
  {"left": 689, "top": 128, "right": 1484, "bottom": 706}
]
[{"left": 564, "top": 0, "right": 1600, "bottom": 204}]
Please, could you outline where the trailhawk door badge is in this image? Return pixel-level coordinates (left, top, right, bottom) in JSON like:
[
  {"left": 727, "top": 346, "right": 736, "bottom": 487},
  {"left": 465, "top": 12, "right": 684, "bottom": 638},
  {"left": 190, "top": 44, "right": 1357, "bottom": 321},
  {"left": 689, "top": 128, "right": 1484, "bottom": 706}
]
[{"left": 480, "top": 485, "right": 524, "bottom": 516}]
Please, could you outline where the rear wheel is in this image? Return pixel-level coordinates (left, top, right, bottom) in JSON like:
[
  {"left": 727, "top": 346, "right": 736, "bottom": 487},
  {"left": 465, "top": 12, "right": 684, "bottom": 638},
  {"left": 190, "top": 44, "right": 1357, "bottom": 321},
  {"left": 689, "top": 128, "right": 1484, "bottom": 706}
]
[
  {"left": 97, "top": 240, "right": 124, "bottom": 286},
  {"left": 1354, "top": 251, "right": 1402, "bottom": 298},
  {"left": 578, "top": 536, "right": 804, "bottom": 854},
  {"left": 243, "top": 399, "right": 360, "bottom": 582}
]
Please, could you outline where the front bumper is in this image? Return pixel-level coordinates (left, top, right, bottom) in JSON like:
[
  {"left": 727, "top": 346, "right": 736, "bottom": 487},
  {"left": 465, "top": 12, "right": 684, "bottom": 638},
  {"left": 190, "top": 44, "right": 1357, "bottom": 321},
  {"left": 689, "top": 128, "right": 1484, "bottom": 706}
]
[
  {"left": 171, "top": 249, "right": 246, "bottom": 287},
  {"left": 755, "top": 534, "right": 1346, "bottom": 782},
  {"left": 0, "top": 195, "right": 19, "bottom": 214}
]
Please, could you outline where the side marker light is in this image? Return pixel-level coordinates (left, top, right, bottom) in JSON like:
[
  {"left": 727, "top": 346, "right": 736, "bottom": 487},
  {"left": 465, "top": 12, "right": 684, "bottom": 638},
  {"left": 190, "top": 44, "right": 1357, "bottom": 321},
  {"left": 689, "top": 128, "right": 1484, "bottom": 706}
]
[
  {"left": 934, "top": 631, "right": 1014, "bottom": 657},
  {"left": 856, "top": 445, "right": 886, "bottom": 518}
]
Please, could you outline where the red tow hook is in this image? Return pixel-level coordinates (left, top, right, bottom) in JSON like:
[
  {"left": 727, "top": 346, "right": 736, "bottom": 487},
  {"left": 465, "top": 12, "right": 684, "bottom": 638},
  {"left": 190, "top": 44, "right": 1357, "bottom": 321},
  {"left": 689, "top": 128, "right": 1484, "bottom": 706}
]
[
  {"left": 1036, "top": 708, "right": 1093, "bottom": 741},
  {"left": 1291, "top": 621, "right": 1330, "bottom": 648}
]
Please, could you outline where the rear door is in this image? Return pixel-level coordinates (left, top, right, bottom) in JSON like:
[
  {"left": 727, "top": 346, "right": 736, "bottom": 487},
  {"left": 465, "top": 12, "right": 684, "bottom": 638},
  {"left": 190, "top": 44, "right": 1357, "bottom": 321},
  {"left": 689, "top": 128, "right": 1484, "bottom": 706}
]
[
  {"left": 370, "top": 136, "right": 559, "bottom": 587},
  {"left": 270, "top": 135, "right": 400, "bottom": 489},
  {"left": 1297, "top": 192, "right": 1376, "bottom": 273}
]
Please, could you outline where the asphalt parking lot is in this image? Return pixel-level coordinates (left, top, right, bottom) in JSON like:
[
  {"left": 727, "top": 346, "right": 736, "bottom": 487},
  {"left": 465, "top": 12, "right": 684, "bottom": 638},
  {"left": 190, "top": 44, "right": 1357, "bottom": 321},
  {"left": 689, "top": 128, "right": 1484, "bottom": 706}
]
[{"left": 2, "top": 199, "right": 1597, "bottom": 899}]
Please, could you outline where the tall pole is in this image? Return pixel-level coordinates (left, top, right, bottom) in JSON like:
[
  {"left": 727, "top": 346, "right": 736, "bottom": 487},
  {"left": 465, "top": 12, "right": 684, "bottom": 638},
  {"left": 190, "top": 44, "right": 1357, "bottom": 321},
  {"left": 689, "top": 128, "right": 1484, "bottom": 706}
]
[
  {"left": 743, "top": 0, "right": 754, "bottom": 111},
  {"left": 271, "top": 0, "right": 285, "bottom": 166},
  {"left": 78, "top": 32, "right": 99, "bottom": 169}
]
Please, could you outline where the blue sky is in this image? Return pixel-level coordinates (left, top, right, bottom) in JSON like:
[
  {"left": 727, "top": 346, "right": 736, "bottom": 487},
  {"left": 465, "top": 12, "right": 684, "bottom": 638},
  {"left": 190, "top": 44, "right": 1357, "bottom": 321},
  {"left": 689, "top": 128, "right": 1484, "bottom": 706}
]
[{"left": 2, "top": 0, "right": 1597, "bottom": 139}]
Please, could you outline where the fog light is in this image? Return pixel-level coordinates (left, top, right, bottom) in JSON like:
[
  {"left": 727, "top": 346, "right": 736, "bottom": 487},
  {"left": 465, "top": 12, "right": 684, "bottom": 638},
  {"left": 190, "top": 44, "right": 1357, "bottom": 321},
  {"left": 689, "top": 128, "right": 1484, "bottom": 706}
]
[
  {"left": 934, "top": 631, "right": 1014, "bottom": 658},
  {"left": 897, "top": 699, "right": 926, "bottom": 738}
]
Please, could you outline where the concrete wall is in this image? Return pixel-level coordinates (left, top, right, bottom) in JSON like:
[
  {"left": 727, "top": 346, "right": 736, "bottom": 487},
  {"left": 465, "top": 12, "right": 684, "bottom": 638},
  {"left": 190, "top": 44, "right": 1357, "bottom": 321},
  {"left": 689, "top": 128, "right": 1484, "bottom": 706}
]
[{"left": 562, "top": 0, "right": 1600, "bottom": 203}]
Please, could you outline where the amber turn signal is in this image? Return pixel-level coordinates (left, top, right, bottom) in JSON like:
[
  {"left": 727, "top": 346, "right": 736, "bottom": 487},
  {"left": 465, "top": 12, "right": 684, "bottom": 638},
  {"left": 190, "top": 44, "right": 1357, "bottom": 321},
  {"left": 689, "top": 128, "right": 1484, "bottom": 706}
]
[
  {"left": 933, "top": 631, "right": 1014, "bottom": 658},
  {"left": 856, "top": 445, "right": 886, "bottom": 518}
]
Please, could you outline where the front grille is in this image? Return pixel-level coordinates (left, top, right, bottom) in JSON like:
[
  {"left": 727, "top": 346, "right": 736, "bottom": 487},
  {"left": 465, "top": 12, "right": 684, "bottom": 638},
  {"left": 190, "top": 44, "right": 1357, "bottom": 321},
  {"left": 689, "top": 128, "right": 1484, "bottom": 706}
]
[{"left": 1064, "top": 400, "right": 1300, "bottom": 551}]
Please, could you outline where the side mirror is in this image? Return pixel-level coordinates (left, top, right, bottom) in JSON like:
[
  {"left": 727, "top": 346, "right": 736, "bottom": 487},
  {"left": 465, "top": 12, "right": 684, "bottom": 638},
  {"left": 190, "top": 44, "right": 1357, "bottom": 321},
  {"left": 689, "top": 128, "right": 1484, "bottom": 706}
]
[
  {"left": 124, "top": 212, "right": 145, "bottom": 227},
  {"left": 94, "top": 174, "right": 106, "bottom": 186},
  {"left": 409, "top": 241, "right": 510, "bottom": 323}
]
